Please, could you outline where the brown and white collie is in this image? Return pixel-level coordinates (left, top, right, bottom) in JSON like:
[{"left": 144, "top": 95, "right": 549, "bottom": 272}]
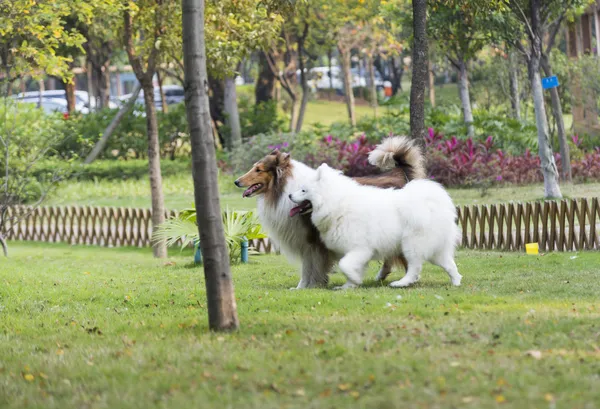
[{"left": 234, "top": 136, "right": 426, "bottom": 289}]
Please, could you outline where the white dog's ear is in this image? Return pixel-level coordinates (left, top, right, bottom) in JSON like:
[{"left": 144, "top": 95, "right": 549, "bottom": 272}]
[{"left": 316, "top": 164, "right": 329, "bottom": 180}]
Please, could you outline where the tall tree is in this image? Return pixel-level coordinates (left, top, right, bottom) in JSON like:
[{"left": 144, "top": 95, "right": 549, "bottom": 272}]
[
  {"left": 501, "top": 0, "right": 591, "bottom": 197},
  {"left": 182, "top": 0, "right": 239, "bottom": 331},
  {"left": 123, "top": 0, "right": 178, "bottom": 258},
  {"left": 428, "top": 0, "right": 498, "bottom": 137},
  {"left": 410, "top": 0, "right": 428, "bottom": 147}
]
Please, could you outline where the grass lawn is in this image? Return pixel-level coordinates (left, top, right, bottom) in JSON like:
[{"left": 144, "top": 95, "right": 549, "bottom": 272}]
[{"left": 1, "top": 242, "right": 599, "bottom": 408}]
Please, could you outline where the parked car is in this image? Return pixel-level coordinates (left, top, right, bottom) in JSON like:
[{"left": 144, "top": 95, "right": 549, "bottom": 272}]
[
  {"left": 12, "top": 90, "right": 117, "bottom": 111},
  {"left": 296, "top": 66, "right": 383, "bottom": 91},
  {"left": 118, "top": 85, "right": 185, "bottom": 111},
  {"left": 16, "top": 96, "right": 73, "bottom": 116}
]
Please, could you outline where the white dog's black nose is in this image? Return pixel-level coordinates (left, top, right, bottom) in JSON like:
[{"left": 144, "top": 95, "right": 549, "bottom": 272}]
[{"left": 288, "top": 194, "right": 292, "bottom": 199}]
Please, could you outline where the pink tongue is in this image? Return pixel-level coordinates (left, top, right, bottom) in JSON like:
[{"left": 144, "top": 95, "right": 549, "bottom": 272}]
[{"left": 289, "top": 206, "right": 303, "bottom": 217}]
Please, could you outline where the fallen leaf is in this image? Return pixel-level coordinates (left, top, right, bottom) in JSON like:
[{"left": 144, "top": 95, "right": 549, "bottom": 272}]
[
  {"left": 350, "top": 391, "right": 360, "bottom": 399},
  {"left": 462, "top": 396, "right": 474, "bottom": 403},
  {"left": 315, "top": 339, "right": 325, "bottom": 345},
  {"left": 23, "top": 374, "right": 34, "bottom": 382},
  {"left": 495, "top": 395, "right": 506, "bottom": 403},
  {"left": 338, "top": 383, "right": 351, "bottom": 391},
  {"left": 525, "top": 350, "right": 542, "bottom": 360},
  {"left": 285, "top": 329, "right": 293, "bottom": 335},
  {"left": 294, "top": 388, "right": 305, "bottom": 397},
  {"left": 56, "top": 349, "right": 64, "bottom": 356},
  {"left": 319, "top": 388, "right": 332, "bottom": 398},
  {"left": 544, "top": 393, "right": 555, "bottom": 402},
  {"left": 39, "top": 372, "right": 48, "bottom": 379},
  {"left": 83, "top": 272, "right": 90, "bottom": 275},
  {"left": 164, "top": 261, "right": 176, "bottom": 266}
]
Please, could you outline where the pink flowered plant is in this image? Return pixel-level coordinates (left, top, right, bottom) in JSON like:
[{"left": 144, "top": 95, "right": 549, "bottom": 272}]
[{"left": 298, "top": 130, "right": 600, "bottom": 187}]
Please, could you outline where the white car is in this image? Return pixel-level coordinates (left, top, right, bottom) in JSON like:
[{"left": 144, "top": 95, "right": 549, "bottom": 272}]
[
  {"left": 16, "top": 97, "right": 73, "bottom": 115},
  {"left": 13, "top": 90, "right": 117, "bottom": 111},
  {"left": 297, "top": 66, "right": 383, "bottom": 90}
]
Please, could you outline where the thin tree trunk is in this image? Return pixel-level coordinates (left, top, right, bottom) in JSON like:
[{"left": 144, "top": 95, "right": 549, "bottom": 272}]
[
  {"left": 141, "top": 81, "right": 167, "bottom": 258},
  {"left": 182, "top": 0, "right": 239, "bottom": 332},
  {"left": 410, "top": 0, "right": 428, "bottom": 148},
  {"left": 98, "top": 62, "right": 111, "bottom": 109},
  {"left": 0, "top": 235, "right": 7, "bottom": 257},
  {"left": 84, "top": 84, "right": 142, "bottom": 164},
  {"left": 63, "top": 80, "right": 76, "bottom": 113},
  {"left": 255, "top": 51, "right": 275, "bottom": 103},
  {"left": 38, "top": 79, "right": 45, "bottom": 109},
  {"left": 457, "top": 59, "right": 475, "bottom": 137},
  {"left": 339, "top": 46, "right": 356, "bottom": 126},
  {"left": 223, "top": 75, "right": 241, "bottom": 149},
  {"left": 428, "top": 59, "right": 435, "bottom": 107},
  {"left": 541, "top": 54, "right": 571, "bottom": 182},
  {"left": 508, "top": 51, "right": 521, "bottom": 120},
  {"left": 367, "top": 54, "right": 378, "bottom": 116},
  {"left": 327, "top": 48, "right": 333, "bottom": 98},
  {"left": 295, "top": 24, "right": 310, "bottom": 133},
  {"left": 529, "top": 56, "right": 562, "bottom": 198},
  {"left": 157, "top": 70, "right": 168, "bottom": 113},
  {"left": 87, "top": 61, "right": 94, "bottom": 110}
]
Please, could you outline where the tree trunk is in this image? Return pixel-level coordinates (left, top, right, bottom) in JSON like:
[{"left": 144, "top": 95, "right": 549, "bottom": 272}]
[
  {"left": 327, "top": 48, "right": 334, "bottom": 98},
  {"left": 0, "top": 235, "right": 7, "bottom": 257},
  {"left": 390, "top": 57, "right": 403, "bottom": 95},
  {"left": 84, "top": 84, "right": 142, "bottom": 164},
  {"left": 295, "top": 26, "right": 310, "bottom": 133},
  {"left": 457, "top": 59, "right": 475, "bottom": 137},
  {"left": 410, "top": 0, "right": 428, "bottom": 148},
  {"left": 182, "top": 0, "right": 239, "bottom": 332},
  {"left": 98, "top": 62, "right": 111, "bottom": 109},
  {"left": 63, "top": 80, "right": 76, "bottom": 113},
  {"left": 141, "top": 80, "right": 168, "bottom": 258},
  {"left": 86, "top": 61, "right": 94, "bottom": 110},
  {"left": 157, "top": 70, "right": 168, "bottom": 113},
  {"left": 255, "top": 51, "right": 275, "bottom": 103},
  {"left": 541, "top": 54, "right": 572, "bottom": 182},
  {"left": 508, "top": 51, "right": 521, "bottom": 121},
  {"left": 529, "top": 55, "right": 562, "bottom": 198},
  {"left": 339, "top": 46, "right": 356, "bottom": 126},
  {"left": 38, "top": 79, "right": 45, "bottom": 109},
  {"left": 428, "top": 59, "right": 435, "bottom": 107},
  {"left": 208, "top": 75, "right": 225, "bottom": 126},
  {"left": 223, "top": 75, "right": 241, "bottom": 150},
  {"left": 367, "top": 54, "right": 378, "bottom": 115}
]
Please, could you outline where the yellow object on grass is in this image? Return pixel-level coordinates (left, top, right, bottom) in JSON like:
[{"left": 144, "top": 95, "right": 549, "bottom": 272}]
[{"left": 525, "top": 242, "right": 539, "bottom": 255}]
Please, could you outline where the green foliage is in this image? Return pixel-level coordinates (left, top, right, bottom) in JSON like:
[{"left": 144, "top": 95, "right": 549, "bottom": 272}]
[
  {"left": 153, "top": 207, "right": 267, "bottom": 263},
  {"left": 0, "top": 102, "right": 76, "bottom": 204},
  {"left": 238, "top": 97, "right": 288, "bottom": 139},
  {"left": 0, "top": 0, "right": 88, "bottom": 81},
  {"left": 56, "top": 103, "right": 190, "bottom": 160}
]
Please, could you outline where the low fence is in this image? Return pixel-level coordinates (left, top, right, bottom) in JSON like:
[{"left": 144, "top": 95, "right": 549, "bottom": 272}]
[{"left": 3, "top": 198, "right": 599, "bottom": 253}]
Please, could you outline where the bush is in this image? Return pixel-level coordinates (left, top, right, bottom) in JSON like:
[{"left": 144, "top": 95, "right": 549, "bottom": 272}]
[
  {"left": 230, "top": 127, "right": 600, "bottom": 188},
  {"left": 57, "top": 103, "right": 191, "bottom": 160},
  {"left": 237, "top": 96, "right": 287, "bottom": 139}
]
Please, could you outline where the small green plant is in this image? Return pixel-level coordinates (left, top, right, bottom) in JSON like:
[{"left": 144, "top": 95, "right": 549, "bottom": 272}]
[{"left": 152, "top": 206, "right": 267, "bottom": 263}]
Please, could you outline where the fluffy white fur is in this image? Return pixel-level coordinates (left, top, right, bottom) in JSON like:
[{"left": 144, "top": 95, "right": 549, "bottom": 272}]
[{"left": 289, "top": 164, "right": 462, "bottom": 289}]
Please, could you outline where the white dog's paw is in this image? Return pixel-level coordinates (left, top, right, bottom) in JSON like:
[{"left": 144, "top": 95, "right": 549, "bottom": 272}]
[
  {"left": 451, "top": 275, "right": 462, "bottom": 286},
  {"left": 333, "top": 282, "right": 358, "bottom": 290},
  {"left": 389, "top": 278, "right": 416, "bottom": 288}
]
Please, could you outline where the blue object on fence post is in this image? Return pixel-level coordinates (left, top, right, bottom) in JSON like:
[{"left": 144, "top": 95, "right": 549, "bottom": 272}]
[
  {"left": 542, "top": 75, "right": 559, "bottom": 90},
  {"left": 194, "top": 239, "right": 203, "bottom": 265},
  {"left": 241, "top": 239, "right": 249, "bottom": 263}
]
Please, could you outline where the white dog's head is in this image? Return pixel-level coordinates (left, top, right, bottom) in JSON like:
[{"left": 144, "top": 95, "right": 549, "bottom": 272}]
[{"left": 288, "top": 164, "right": 341, "bottom": 217}]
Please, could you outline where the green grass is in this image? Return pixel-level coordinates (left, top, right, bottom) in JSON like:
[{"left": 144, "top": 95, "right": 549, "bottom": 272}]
[
  {"left": 1, "top": 242, "right": 599, "bottom": 408},
  {"left": 303, "top": 99, "right": 376, "bottom": 126}
]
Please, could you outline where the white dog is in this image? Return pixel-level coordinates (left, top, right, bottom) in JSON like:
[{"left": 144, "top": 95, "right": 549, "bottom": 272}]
[{"left": 289, "top": 164, "right": 462, "bottom": 289}]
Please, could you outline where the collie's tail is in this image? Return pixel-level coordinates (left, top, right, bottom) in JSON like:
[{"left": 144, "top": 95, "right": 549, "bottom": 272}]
[{"left": 368, "top": 136, "right": 426, "bottom": 180}]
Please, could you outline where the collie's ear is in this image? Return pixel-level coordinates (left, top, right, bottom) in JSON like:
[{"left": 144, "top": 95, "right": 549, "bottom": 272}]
[
  {"left": 280, "top": 152, "right": 290, "bottom": 165},
  {"left": 270, "top": 148, "right": 280, "bottom": 156}
]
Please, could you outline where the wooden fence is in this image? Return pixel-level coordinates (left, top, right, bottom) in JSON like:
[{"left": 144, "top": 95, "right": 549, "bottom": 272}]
[{"left": 3, "top": 198, "right": 599, "bottom": 253}]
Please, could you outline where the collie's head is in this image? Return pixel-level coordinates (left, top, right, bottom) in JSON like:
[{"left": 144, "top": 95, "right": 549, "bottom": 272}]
[
  {"left": 234, "top": 149, "right": 292, "bottom": 202},
  {"left": 288, "top": 164, "right": 341, "bottom": 217}
]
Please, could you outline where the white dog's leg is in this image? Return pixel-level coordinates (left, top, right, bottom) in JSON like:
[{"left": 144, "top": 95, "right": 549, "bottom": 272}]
[
  {"left": 334, "top": 250, "right": 372, "bottom": 290},
  {"left": 375, "top": 261, "right": 392, "bottom": 281},
  {"left": 389, "top": 262, "right": 422, "bottom": 288},
  {"left": 432, "top": 253, "right": 462, "bottom": 286}
]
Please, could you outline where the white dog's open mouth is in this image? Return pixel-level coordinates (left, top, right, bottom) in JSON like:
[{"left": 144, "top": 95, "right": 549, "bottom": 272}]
[
  {"left": 289, "top": 200, "right": 312, "bottom": 217},
  {"left": 243, "top": 183, "right": 263, "bottom": 198}
]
